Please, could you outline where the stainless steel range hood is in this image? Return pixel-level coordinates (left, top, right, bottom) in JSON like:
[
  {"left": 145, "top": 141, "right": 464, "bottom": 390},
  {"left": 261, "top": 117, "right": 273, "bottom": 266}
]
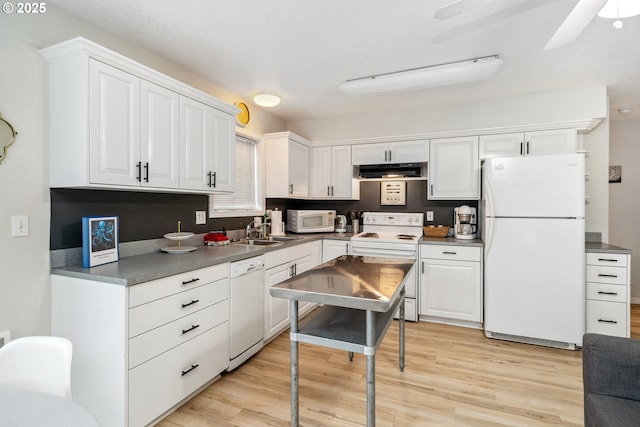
[{"left": 356, "top": 162, "right": 426, "bottom": 180}]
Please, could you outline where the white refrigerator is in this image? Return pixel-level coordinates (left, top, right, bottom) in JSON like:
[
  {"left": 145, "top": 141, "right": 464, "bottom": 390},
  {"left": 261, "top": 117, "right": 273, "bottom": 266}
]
[{"left": 483, "top": 153, "right": 585, "bottom": 349}]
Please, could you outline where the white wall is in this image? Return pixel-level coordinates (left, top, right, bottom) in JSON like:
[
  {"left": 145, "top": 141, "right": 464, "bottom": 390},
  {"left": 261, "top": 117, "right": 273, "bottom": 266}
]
[
  {"left": 0, "top": 6, "right": 284, "bottom": 338},
  {"left": 609, "top": 117, "right": 640, "bottom": 302}
]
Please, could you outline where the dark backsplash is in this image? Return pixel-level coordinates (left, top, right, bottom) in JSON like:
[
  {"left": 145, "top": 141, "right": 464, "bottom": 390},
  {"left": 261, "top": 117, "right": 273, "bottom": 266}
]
[{"left": 51, "top": 181, "right": 477, "bottom": 250}]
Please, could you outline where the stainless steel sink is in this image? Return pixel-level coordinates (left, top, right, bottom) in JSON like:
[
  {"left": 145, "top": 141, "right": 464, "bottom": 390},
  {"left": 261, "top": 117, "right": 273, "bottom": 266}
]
[
  {"left": 267, "top": 236, "right": 302, "bottom": 242},
  {"left": 233, "top": 239, "right": 281, "bottom": 246},
  {"left": 232, "top": 236, "right": 302, "bottom": 246}
]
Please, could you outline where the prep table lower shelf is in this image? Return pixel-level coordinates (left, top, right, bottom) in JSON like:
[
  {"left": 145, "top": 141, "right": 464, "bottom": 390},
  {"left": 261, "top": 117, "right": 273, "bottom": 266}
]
[{"left": 293, "top": 295, "right": 403, "bottom": 357}]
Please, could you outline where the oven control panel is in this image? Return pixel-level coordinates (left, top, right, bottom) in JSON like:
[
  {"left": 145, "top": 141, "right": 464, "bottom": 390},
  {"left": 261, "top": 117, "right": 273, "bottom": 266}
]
[{"left": 362, "top": 212, "right": 424, "bottom": 226}]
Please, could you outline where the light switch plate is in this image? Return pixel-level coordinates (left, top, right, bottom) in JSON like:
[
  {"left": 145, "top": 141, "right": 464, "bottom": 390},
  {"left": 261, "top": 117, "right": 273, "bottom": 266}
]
[
  {"left": 426, "top": 211, "right": 434, "bottom": 222},
  {"left": 12, "top": 215, "right": 28, "bottom": 237},
  {"left": 195, "top": 211, "right": 207, "bottom": 225}
]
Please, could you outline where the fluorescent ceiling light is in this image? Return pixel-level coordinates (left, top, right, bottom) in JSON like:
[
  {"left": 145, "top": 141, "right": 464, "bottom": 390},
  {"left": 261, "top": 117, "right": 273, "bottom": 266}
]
[
  {"left": 618, "top": 107, "right": 633, "bottom": 114},
  {"left": 597, "top": 0, "right": 640, "bottom": 18},
  {"left": 339, "top": 55, "right": 503, "bottom": 97},
  {"left": 253, "top": 93, "right": 281, "bottom": 107}
]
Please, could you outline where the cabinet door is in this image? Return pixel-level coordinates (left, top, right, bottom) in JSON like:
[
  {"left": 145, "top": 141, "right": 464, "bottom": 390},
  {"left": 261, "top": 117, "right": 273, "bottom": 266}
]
[
  {"left": 479, "top": 133, "right": 523, "bottom": 159},
  {"left": 89, "top": 60, "right": 141, "bottom": 186},
  {"left": 323, "top": 240, "right": 349, "bottom": 262},
  {"left": 265, "top": 262, "right": 293, "bottom": 340},
  {"left": 310, "top": 146, "right": 332, "bottom": 198},
  {"left": 330, "top": 145, "right": 353, "bottom": 199},
  {"left": 289, "top": 140, "right": 309, "bottom": 197},
  {"left": 428, "top": 136, "right": 480, "bottom": 200},
  {"left": 180, "top": 97, "right": 210, "bottom": 190},
  {"left": 389, "top": 140, "right": 429, "bottom": 163},
  {"left": 140, "top": 80, "right": 180, "bottom": 188},
  {"left": 419, "top": 259, "right": 482, "bottom": 322},
  {"left": 351, "top": 143, "right": 388, "bottom": 165},
  {"left": 525, "top": 129, "right": 576, "bottom": 156},
  {"left": 208, "top": 107, "right": 235, "bottom": 192}
]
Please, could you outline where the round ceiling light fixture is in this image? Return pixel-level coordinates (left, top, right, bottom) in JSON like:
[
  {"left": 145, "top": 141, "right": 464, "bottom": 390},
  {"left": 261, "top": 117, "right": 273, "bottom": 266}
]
[
  {"left": 598, "top": 0, "right": 640, "bottom": 28},
  {"left": 597, "top": 0, "right": 640, "bottom": 18},
  {"left": 253, "top": 93, "right": 281, "bottom": 107}
]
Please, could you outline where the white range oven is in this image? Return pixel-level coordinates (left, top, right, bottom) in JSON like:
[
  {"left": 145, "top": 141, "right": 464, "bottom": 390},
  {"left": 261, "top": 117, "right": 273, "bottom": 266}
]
[{"left": 350, "top": 212, "right": 423, "bottom": 321}]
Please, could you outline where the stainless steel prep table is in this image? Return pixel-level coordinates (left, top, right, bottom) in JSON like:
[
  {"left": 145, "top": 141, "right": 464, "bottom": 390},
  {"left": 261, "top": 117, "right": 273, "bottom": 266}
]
[{"left": 270, "top": 255, "right": 415, "bottom": 427}]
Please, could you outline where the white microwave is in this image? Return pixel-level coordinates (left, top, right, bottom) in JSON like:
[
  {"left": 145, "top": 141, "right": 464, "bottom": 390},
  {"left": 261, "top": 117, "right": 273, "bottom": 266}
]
[{"left": 286, "top": 210, "right": 336, "bottom": 233}]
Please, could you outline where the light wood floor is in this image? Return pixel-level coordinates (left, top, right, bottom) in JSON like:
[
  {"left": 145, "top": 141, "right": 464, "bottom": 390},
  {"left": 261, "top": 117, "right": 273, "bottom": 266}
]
[{"left": 159, "top": 306, "right": 640, "bottom": 427}]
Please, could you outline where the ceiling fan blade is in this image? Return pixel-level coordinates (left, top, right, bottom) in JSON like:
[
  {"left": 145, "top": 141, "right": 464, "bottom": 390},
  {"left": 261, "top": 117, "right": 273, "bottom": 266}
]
[
  {"left": 434, "top": 0, "right": 497, "bottom": 20},
  {"left": 544, "top": 0, "right": 608, "bottom": 50}
]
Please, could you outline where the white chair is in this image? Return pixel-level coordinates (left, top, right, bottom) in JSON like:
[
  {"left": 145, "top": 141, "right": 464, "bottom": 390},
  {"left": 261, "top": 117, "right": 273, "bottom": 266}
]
[{"left": 0, "top": 336, "right": 73, "bottom": 399}]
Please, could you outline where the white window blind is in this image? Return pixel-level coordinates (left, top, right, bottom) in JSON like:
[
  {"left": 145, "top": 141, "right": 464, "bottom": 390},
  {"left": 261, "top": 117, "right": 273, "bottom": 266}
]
[{"left": 212, "top": 135, "right": 257, "bottom": 211}]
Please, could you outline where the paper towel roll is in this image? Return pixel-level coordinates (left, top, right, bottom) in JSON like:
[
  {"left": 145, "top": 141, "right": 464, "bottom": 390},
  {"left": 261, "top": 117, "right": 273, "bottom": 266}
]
[{"left": 271, "top": 209, "right": 284, "bottom": 235}]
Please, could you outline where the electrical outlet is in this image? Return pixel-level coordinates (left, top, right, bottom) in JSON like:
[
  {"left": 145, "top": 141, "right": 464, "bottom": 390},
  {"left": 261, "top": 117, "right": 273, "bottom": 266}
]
[
  {"left": 426, "top": 211, "right": 434, "bottom": 222},
  {"left": 11, "top": 215, "right": 29, "bottom": 237},
  {"left": 195, "top": 210, "right": 207, "bottom": 225}
]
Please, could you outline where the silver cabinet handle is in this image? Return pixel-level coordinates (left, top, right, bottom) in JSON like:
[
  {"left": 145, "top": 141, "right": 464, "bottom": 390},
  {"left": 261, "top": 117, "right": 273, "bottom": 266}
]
[
  {"left": 442, "top": 251, "right": 457, "bottom": 255},
  {"left": 598, "top": 274, "right": 618, "bottom": 278},
  {"left": 598, "top": 258, "right": 618, "bottom": 263},
  {"left": 598, "top": 291, "right": 618, "bottom": 295}
]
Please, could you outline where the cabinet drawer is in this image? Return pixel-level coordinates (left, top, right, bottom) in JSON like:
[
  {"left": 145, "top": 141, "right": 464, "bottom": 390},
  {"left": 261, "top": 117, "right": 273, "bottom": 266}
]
[
  {"left": 420, "top": 245, "right": 481, "bottom": 262},
  {"left": 586, "top": 300, "right": 628, "bottom": 337},
  {"left": 265, "top": 243, "right": 313, "bottom": 269},
  {"left": 586, "top": 252, "right": 628, "bottom": 267},
  {"left": 586, "top": 282, "right": 627, "bottom": 303},
  {"left": 129, "top": 300, "right": 228, "bottom": 369},
  {"left": 128, "top": 323, "right": 228, "bottom": 427},
  {"left": 129, "top": 279, "right": 228, "bottom": 337},
  {"left": 130, "top": 263, "right": 228, "bottom": 308},
  {"left": 586, "top": 265, "right": 627, "bottom": 285}
]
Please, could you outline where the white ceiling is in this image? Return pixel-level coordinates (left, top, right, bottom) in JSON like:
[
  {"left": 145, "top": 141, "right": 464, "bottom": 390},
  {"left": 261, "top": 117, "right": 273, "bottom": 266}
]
[{"left": 49, "top": 0, "right": 640, "bottom": 122}]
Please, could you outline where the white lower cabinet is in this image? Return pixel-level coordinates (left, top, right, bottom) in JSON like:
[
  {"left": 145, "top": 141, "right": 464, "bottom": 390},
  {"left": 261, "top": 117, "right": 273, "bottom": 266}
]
[
  {"left": 265, "top": 241, "right": 322, "bottom": 341},
  {"left": 129, "top": 323, "right": 228, "bottom": 427},
  {"left": 51, "top": 263, "right": 229, "bottom": 427},
  {"left": 323, "top": 239, "right": 350, "bottom": 262},
  {"left": 419, "top": 244, "right": 483, "bottom": 328},
  {"left": 585, "top": 252, "right": 631, "bottom": 337}
]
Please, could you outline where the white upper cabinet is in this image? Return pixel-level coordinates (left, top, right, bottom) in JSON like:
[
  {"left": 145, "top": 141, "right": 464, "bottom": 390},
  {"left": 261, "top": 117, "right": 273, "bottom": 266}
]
[
  {"left": 429, "top": 136, "right": 480, "bottom": 200},
  {"left": 265, "top": 132, "right": 309, "bottom": 198},
  {"left": 89, "top": 60, "right": 142, "bottom": 187},
  {"left": 41, "top": 37, "right": 237, "bottom": 194},
  {"left": 310, "top": 145, "right": 355, "bottom": 199},
  {"left": 352, "top": 140, "right": 428, "bottom": 165},
  {"left": 479, "top": 129, "right": 577, "bottom": 159},
  {"left": 180, "top": 97, "right": 234, "bottom": 192},
  {"left": 141, "top": 80, "right": 180, "bottom": 189}
]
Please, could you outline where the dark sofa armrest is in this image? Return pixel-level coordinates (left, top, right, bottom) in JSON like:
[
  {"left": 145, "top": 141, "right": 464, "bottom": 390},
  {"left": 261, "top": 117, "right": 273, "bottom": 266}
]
[{"left": 583, "top": 333, "right": 640, "bottom": 401}]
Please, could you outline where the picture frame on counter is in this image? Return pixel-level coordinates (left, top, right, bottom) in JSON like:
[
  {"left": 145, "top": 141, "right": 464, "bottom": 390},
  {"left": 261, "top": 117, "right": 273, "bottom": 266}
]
[{"left": 82, "top": 215, "right": 119, "bottom": 268}]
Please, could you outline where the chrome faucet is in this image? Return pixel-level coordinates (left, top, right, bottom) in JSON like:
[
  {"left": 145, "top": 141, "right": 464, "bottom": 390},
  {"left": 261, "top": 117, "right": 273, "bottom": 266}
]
[{"left": 246, "top": 220, "right": 270, "bottom": 239}]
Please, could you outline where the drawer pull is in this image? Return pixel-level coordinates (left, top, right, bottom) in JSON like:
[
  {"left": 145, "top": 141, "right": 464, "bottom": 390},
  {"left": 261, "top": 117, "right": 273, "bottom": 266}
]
[
  {"left": 181, "top": 299, "right": 200, "bottom": 308},
  {"left": 181, "top": 364, "right": 199, "bottom": 376},
  {"left": 597, "top": 291, "right": 618, "bottom": 296},
  {"left": 597, "top": 319, "right": 618, "bottom": 324},
  {"left": 442, "top": 251, "right": 457, "bottom": 255},
  {"left": 182, "top": 278, "right": 200, "bottom": 285},
  {"left": 598, "top": 274, "right": 618, "bottom": 278},
  {"left": 598, "top": 258, "right": 619, "bottom": 263},
  {"left": 182, "top": 324, "right": 200, "bottom": 334}
]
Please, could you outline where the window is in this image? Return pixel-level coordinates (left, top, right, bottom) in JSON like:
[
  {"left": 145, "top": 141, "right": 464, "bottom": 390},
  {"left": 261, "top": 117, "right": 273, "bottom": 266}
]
[{"left": 209, "top": 133, "right": 264, "bottom": 217}]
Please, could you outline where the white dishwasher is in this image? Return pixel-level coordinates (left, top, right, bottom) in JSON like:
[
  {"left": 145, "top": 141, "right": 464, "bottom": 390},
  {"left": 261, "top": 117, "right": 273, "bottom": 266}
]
[{"left": 228, "top": 255, "right": 265, "bottom": 371}]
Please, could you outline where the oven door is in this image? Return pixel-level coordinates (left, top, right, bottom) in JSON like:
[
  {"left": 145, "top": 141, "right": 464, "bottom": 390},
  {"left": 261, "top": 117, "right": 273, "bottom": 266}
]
[{"left": 350, "top": 240, "right": 418, "bottom": 301}]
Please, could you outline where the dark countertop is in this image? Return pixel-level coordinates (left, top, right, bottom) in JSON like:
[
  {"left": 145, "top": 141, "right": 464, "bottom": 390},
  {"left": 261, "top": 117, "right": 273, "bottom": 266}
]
[
  {"left": 51, "top": 233, "right": 338, "bottom": 286},
  {"left": 585, "top": 241, "right": 632, "bottom": 254},
  {"left": 270, "top": 255, "right": 414, "bottom": 312},
  {"left": 420, "top": 236, "right": 484, "bottom": 247}
]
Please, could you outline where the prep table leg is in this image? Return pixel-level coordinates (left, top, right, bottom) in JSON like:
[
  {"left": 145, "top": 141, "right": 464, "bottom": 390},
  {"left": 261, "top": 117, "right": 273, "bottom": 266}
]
[
  {"left": 366, "top": 310, "right": 375, "bottom": 427},
  {"left": 290, "top": 300, "right": 299, "bottom": 427},
  {"left": 399, "top": 292, "right": 405, "bottom": 372}
]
